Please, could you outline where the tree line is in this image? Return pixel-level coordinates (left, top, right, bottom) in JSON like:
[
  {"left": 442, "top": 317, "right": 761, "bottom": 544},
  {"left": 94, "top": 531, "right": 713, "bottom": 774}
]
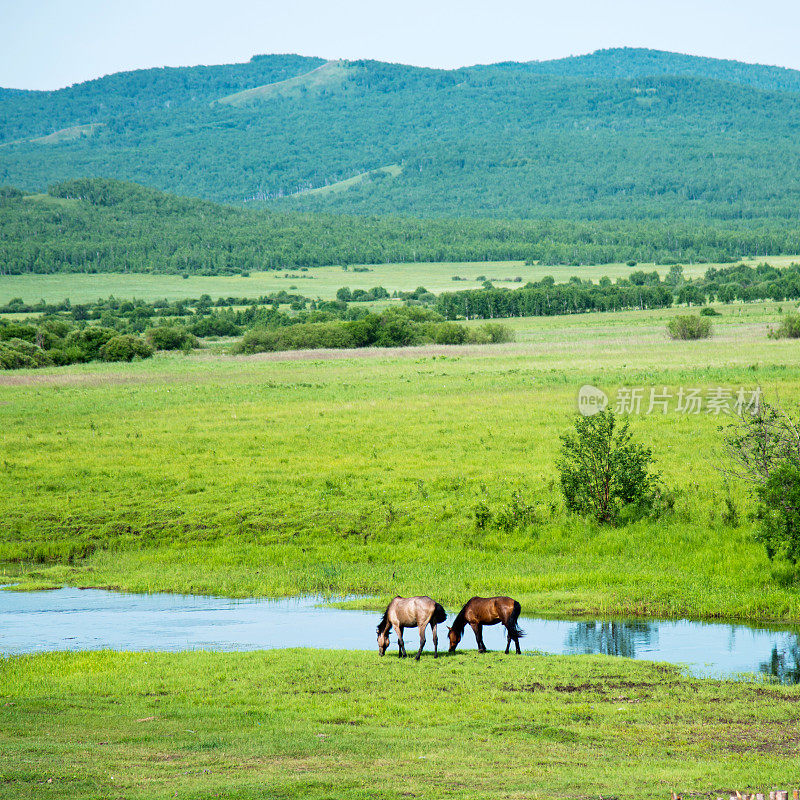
[{"left": 4, "top": 179, "right": 800, "bottom": 278}]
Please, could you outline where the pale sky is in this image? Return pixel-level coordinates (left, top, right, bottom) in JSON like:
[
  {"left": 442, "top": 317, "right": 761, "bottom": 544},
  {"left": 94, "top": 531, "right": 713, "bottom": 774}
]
[{"left": 3, "top": 0, "right": 800, "bottom": 90}]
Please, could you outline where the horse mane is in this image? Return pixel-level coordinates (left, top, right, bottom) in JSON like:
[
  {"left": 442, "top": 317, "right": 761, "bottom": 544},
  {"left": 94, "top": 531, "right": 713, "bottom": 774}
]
[
  {"left": 377, "top": 596, "right": 400, "bottom": 635},
  {"left": 451, "top": 604, "right": 469, "bottom": 634},
  {"left": 376, "top": 607, "right": 390, "bottom": 635}
]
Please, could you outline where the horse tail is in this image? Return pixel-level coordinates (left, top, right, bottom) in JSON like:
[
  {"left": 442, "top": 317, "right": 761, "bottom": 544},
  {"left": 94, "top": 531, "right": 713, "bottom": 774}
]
[
  {"left": 432, "top": 602, "right": 447, "bottom": 625},
  {"left": 509, "top": 600, "right": 525, "bottom": 638}
]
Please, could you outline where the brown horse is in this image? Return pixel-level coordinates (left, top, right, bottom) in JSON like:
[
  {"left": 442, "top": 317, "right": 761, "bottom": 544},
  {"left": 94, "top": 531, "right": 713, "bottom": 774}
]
[
  {"left": 448, "top": 596, "right": 524, "bottom": 654},
  {"left": 377, "top": 596, "right": 447, "bottom": 659}
]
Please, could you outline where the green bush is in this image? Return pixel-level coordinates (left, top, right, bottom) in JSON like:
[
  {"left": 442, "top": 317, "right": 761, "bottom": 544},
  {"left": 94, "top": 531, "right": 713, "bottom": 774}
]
[
  {"left": 769, "top": 311, "right": 800, "bottom": 339},
  {"left": 557, "top": 409, "right": 659, "bottom": 524},
  {"left": 667, "top": 315, "right": 712, "bottom": 340},
  {"left": 725, "top": 401, "right": 800, "bottom": 564},
  {"left": 99, "top": 335, "right": 155, "bottom": 362},
  {"left": 431, "top": 322, "right": 468, "bottom": 345},
  {"left": 699, "top": 306, "right": 721, "bottom": 316},
  {"left": 756, "top": 461, "right": 800, "bottom": 563},
  {"left": 65, "top": 326, "right": 118, "bottom": 358},
  {"left": 469, "top": 323, "right": 515, "bottom": 344},
  {"left": 0, "top": 338, "right": 53, "bottom": 369},
  {"left": 145, "top": 325, "right": 199, "bottom": 350}
]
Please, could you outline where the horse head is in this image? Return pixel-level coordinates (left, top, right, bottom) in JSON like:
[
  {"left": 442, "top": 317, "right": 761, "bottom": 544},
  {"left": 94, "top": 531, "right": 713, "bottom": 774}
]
[{"left": 447, "top": 625, "right": 461, "bottom": 653}]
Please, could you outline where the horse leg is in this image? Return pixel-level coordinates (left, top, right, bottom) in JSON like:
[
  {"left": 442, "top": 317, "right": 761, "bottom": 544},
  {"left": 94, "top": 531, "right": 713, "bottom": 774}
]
[
  {"left": 505, "top": 624, "right": 512, "bottom": 655},
  {"left": 393, "top": 623, "right": 406, "bottom": 658},
  {"left": 431, "top": 621, "right": 438, "bottom": 658},
  {"left": 471, "top": 622, "right": 486, "bottom": 653},
  {"left": 415, "top": 622, "right": 426, "bottom": 661},
  {"left": 510, "top": 609, "right": 522, "bottom": 654}
]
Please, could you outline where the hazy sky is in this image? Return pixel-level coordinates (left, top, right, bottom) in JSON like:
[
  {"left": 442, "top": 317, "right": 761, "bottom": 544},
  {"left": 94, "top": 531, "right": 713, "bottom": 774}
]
[{"left": 3, "top": 0, "right": 800, "bottom": 90}]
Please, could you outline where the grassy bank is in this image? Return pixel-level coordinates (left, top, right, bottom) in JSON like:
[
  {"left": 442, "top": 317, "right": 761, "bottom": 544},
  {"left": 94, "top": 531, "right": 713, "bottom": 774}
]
[
  {"left": 2, "top": 649, "right": 798, "bottom": 800},
  {"left": 2, "top": 304, "right": 800, "bottom": 621}
]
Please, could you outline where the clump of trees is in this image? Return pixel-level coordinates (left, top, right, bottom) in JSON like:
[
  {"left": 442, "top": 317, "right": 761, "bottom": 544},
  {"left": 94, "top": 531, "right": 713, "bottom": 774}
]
[
  {"left": 233, "top": 307, "right": 514, "bottom": 353},
  {"left": 0, "top": 320, "right": 154, "bottom": 368},
  {"left": 557, "top": 409, "right": 662, "bottom": 524},
  {"left": 335, "top": 286, "right": 390, "bottom": 302}
]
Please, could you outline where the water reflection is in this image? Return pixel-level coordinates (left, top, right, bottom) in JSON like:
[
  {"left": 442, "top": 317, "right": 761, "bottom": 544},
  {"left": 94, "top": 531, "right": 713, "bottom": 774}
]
[
  {"left": 564, "top": 621, "right": 655, "bottom": 658},
  {"left": 760, "top": 643, "right": 800, "bottom": 684},
  {"left": 1, "top": 588, "right": 800, "bottom": 683}
]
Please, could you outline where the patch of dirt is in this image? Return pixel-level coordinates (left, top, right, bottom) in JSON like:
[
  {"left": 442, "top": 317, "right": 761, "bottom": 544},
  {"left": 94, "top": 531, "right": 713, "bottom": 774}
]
[
  {"left": 503, "top": 680, "right": 660, "bottom": 697},
  {"left": 751, "top": 686, "right": 800, "bottom": 703}
]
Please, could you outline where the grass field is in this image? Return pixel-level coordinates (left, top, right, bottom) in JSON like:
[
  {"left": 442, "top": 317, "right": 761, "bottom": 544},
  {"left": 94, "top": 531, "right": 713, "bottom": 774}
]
[
  {"left": 2, "top": 649, "right": 798, "bottom": 800},
  {"left": 4, "top": 294, "right": 800, "bottom": 800},
  {"left": 2, "top": 301, "right": 799, "bottom": 622},
  {"left": 4, "top": 256, "right": 797, "bottom": 305}
]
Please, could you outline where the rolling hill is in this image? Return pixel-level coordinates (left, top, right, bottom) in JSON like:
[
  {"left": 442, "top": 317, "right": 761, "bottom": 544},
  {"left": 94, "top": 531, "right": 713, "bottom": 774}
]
[{"left": 2, "top": 49, "right": 800, "bottom": 220}]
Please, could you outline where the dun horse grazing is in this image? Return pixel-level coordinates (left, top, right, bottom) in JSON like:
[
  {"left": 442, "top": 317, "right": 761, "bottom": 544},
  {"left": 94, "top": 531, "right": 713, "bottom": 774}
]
[
  {"left": 377, "top": 596, "right": 447, "bottom": 659},
  {"left": 448, "top": 596, "right": 524, "bottom": 654}
]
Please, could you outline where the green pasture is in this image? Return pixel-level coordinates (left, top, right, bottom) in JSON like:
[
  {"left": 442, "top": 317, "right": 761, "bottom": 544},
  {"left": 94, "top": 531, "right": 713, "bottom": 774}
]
[
  {"left": 2, "top": 302, "right": 799, "bottom": 621},
  {"left": 2, "top": 649, "right": 798, "bottom": 800},
  {"left": 3, "top": 255, "right": 795, "bottom": 305}
]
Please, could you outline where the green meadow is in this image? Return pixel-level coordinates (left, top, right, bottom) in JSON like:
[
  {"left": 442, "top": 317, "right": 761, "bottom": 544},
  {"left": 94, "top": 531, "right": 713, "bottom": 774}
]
[
  {"left": 1, "top": 649, "right": 798, "bottom": 800},
  {"left": 4, "top": 294, "right": 800, "bottom": 799},
  {"left": 4, "top": 256, "right": 795, "bottom": 305},
  {"left": 2, "top": 300, "right": 799, "bottom": 622}
]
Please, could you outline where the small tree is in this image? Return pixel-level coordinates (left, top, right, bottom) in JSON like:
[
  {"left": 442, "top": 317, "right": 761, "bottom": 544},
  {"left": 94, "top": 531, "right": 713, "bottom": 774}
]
[
  {"left": 557, "top": 409, "right": 658, "bottom": 523},
  {"left": 724, "top": 400, "right": 800, "bottom": 563}
]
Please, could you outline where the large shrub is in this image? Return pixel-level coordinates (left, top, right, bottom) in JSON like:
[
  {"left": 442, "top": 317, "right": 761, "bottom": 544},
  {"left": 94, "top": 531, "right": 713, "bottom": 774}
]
[
  {"left": 769, "top": 311, "right": 800, "bottom": 339},
  {"left": 0, "top": 338, "right": 53, "bottom": 369},
  {"left": 99, "top": 335, "right": 154, "bottom": 362},
  {"left": 725, "top": 401, "right": 800, "bottom": 565},
  {"left": 667, "top": 315, "right": 712, "bottom": 340},
  {"left": 65, "top": 326, "right": 118, "bottom": 359},
  {"left": 558, "top": 409, "right": 659, "bottom": 523},
  {"left": 145, "top": 325, "right": 199, "bottom": 350}
]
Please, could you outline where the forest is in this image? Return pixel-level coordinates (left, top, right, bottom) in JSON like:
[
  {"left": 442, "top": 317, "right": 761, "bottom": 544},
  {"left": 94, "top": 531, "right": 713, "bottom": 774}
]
[
  {"left": 3, "top": 179, "right": 800, "bottom": 277},
  {"left": 4, "top": 50, "right": 800, "bottom": 219}
]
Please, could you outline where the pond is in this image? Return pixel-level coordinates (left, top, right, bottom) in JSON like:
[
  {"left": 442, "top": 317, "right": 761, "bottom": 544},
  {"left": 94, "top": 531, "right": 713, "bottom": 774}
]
[{"left": 1, "top": 587, "right": 798, "bottom": 683}]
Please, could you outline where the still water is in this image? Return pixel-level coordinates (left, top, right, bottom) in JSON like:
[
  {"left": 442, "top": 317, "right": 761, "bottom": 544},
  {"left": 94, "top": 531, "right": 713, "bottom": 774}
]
[{"left": 1, "top": 587, "right": 798, "bottom": 683}]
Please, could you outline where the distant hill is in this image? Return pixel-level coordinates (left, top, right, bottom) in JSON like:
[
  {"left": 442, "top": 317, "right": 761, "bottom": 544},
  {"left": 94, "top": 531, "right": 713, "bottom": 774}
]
[
  {"left": 2, "top": 178, "right": 800, "bottom": 277},
  {"left": 3, "top": 49, "right": 800, "bottom": 219},
  {"left": 484, "top": 47, "right": 800, "bottom": 93}
]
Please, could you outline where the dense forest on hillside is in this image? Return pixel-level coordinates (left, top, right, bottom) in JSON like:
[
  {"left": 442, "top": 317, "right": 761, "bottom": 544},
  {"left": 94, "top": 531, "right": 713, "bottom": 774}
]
[
  {"left": 3, "top": 50, "right": 800, "bottom": 218},
  {"left": 2, "top": 179, "right": 800, "bottom": 275}
]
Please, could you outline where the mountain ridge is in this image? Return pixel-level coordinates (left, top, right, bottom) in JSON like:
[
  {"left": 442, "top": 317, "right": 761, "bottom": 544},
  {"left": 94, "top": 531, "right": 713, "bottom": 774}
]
[{"left": 3, "top": 48, "right": 800, "bottom": 220}]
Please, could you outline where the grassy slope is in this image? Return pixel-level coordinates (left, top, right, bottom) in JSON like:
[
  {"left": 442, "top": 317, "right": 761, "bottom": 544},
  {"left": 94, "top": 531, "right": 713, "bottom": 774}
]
[
  {"left": 2, "top": 650, "right": 798, "bottom": 799},
  {"left": 2, "top": 256, "right": 792, "bottom": 304},
  {"left": 2, "top": 302, "right": 799, "bottom": 622},
  {"left": 216, "top": 60, "right": 351, "bottom": 106},
  {"left": 299, "top": 164, "right": 403, "bottom": 197}
]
